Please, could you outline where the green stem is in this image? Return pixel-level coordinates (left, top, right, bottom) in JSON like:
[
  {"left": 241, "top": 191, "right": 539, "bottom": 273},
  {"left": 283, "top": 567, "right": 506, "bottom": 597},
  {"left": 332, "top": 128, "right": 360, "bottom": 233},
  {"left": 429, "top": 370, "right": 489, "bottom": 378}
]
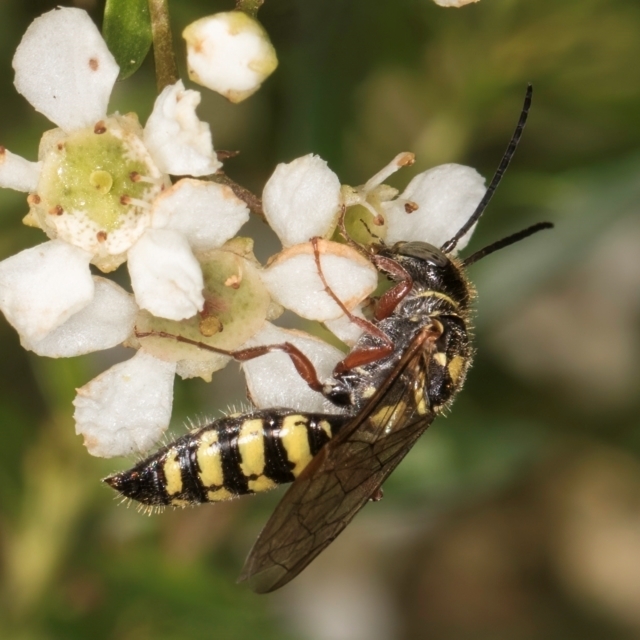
[
  {"left": 235, "top": 0, "right": 264, "bottom": 18},
  {"left": 148, "top": 0, "right": 179, "bottom": 92}
]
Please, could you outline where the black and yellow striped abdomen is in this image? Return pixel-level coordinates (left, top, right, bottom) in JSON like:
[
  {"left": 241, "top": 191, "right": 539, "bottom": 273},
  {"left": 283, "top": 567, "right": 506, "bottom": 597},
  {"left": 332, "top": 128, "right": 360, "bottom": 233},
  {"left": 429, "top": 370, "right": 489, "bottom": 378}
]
[{"left": 105, "top": 409, "right": 349, "bottom": 507}]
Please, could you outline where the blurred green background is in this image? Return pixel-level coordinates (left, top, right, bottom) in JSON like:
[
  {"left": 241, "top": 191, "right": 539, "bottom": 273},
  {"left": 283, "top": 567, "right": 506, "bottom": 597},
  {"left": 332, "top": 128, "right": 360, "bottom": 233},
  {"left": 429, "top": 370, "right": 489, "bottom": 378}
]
[{"left": 1, "top": 0, "right": 640, "bottom": 638}]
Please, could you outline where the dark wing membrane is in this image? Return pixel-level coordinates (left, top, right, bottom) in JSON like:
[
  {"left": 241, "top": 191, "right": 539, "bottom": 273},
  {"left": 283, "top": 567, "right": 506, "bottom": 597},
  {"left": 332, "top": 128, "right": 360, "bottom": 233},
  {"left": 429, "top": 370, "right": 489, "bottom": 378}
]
[{"left": 238, "top": 326, "right": 437, "bottom": 593}]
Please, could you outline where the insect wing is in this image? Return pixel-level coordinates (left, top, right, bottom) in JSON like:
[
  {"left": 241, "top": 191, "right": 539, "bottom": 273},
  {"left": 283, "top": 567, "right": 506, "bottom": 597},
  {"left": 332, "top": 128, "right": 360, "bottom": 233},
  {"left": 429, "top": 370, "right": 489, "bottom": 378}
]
[{"left": 238, "top": 326, "right": 438, "bottom": 593}]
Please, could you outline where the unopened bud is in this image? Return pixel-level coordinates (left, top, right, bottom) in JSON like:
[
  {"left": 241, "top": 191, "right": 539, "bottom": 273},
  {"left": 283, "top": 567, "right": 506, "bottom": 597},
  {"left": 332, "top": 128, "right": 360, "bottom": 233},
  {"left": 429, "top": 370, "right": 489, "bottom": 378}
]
[{"left": 183, "top": 12, "right": 278, "bottom": 104}]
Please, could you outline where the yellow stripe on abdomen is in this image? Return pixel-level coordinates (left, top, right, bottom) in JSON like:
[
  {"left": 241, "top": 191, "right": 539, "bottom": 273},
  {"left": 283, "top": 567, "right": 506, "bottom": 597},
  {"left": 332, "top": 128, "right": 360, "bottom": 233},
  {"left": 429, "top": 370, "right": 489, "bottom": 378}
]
[
  {"left": 237, "top": 418, "right": 277, "bottom": 493},
  {"left": 280, "top": 415, "right": 313, "bottom": 477},
  {"left": 196, "top": 429, "right": 224, "bottom": 488},
  {"left": 163, "top": 452, "right": 183, "bottom": 496}
]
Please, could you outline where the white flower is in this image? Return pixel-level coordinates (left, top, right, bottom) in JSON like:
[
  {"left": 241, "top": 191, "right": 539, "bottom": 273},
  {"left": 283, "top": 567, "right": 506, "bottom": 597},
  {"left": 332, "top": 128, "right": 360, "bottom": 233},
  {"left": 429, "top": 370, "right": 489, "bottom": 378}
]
[
  {"left": 0, "top": 8, "right": 249, "bottom": 350},
  {"left": 73, "top": 241, "right": 276, "bottom": 458},
  {"left": 74, "top": 349, "right": 176, "bottom": 458},
  {"left": 183, "top": 12, "right": 278, "bottom": 103},
  {"left": 255, "top": 152, "right": 485, "bottom": 360}
]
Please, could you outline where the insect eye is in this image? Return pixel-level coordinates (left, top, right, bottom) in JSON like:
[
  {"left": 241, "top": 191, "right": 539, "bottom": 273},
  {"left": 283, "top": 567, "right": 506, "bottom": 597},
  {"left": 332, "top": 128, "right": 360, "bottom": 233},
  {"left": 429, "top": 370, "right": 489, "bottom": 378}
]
[{"left": 394, "top": 242, "right": 449, "bottom": 267}]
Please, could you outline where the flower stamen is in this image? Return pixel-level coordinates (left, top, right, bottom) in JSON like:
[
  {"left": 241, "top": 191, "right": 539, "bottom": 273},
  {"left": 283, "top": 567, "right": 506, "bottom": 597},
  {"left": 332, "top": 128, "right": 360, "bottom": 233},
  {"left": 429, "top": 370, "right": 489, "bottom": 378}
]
[
  {"left": 120, "top": 195, "right": 152, "bottom": 210},
  {"left": 129, "top": 171, "right": 160, "bottom": 185},
  {"left": 363, "top": 152, "right": 415, "bottom": 192}
]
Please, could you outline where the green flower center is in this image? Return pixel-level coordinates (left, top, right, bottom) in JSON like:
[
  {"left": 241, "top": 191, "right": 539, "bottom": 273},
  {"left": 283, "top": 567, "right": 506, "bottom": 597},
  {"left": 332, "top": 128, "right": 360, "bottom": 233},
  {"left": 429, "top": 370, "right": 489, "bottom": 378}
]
[{"left": 39, "top": 126, "right": 150, "bottom": 231}]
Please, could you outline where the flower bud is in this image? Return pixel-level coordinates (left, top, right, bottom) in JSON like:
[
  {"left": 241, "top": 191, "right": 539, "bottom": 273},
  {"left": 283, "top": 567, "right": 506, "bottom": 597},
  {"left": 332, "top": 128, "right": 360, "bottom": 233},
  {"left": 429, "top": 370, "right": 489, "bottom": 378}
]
[{"left": 183, "top": 12, "right": 278, "bottom": 103}]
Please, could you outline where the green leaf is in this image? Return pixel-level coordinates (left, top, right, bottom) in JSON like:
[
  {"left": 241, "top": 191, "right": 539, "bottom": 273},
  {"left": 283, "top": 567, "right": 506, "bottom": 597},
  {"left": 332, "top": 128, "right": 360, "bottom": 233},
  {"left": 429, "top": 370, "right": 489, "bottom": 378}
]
[{"left": 103, "top": 0, "right": 152, "bottom": 81}]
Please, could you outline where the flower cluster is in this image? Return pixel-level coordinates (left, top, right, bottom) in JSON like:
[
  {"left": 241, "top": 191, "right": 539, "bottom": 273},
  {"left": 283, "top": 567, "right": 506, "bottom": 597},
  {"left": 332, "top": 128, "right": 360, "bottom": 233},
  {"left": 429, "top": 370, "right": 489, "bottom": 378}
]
[{"left": 0, "top": 7, "right": 485, "bottom": 459}]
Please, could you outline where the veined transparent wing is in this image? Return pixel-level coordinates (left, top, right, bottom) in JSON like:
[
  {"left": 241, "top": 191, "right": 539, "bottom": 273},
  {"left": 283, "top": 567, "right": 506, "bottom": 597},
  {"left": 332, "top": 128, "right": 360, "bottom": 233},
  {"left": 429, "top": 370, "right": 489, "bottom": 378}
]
[{"left": 238, "top": 324, "right": 439, "bottom": 593}]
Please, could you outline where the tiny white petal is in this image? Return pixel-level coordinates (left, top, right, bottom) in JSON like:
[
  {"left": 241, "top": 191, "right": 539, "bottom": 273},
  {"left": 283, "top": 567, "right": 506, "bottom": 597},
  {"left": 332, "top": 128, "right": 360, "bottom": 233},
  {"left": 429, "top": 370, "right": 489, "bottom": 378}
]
[
  {"left": 175, "top": 354, "right": 232, "bottom": 381},
  {"left": 0, "top": 148, "right": 41, "bottom": 192},
  {"left": 13, "top": 7, "right": 119, "bottom": 132},
  {"left": 144, "top": 80, "right": 221, "bottom": 177},
  {"left": 242, "top": 323, "right": 345, "bottom": 414},
  {"left": 262, "top": 240, "right": 378, "bottom": 321},
  {"left": 324, "top": 304, "right": 366, "bottom": 347},
  {"left": 73, "top": 350, "right": 176, "bottom": 457},
  {"left": 183, "top": 12, "right": 278, "bottom": 104},
  {"left": 384, "top": 163, "right": 486, "bottom": 251},
  {"left": 0, "top": 240, "right": 93, "bottom": 342},
  {"left": 262, "top": 154, "right": 341, "bottom": 247},
  {"left": 128, "top": 229, "right": 204, "bottom": 321},
  {"left": 23, "top": 277, "right": 137, "bottom": 357},
  {"left": 151, "top": 178, "right": 249, "bottom": 252}
]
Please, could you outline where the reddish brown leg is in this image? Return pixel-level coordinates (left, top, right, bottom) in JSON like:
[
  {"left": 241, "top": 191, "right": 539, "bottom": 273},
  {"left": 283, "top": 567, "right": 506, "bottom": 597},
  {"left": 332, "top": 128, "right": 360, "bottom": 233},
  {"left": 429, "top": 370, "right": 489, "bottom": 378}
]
[
  {"left": 336, "top": 204, "right": 372, "bottom": 259},
  {"left": 370, "top": 254, "right": 413, "bottom": 321},
  {"left": 136, "top": 331, "right": 324, "bottom": 393},
  {"left": 311, "top": 237, "right": 391, "bottom": 346},
  {"left": 310, "top": 237, "right": 399, "bottom": 373}
]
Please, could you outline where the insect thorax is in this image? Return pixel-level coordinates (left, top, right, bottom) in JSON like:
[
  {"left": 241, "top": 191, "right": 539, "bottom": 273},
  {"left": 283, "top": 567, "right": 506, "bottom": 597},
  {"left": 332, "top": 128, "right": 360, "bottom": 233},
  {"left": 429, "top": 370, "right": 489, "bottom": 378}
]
[{"left": 325, "top": 244, "right": 474, "bottom": 414}]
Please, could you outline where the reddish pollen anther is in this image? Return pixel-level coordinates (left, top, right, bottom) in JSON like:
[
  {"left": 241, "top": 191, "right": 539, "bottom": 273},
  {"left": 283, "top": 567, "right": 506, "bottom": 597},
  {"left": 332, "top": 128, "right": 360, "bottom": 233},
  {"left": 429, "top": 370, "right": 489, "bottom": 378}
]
[{"left": 404, "top": 201, "right": 418, "bottom": 213}]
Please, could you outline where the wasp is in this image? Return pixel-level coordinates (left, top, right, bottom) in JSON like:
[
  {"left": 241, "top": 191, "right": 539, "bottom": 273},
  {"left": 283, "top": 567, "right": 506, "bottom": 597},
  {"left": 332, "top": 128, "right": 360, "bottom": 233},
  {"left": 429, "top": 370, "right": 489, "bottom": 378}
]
[{"left": 105, "top": 85, "right": 552, "bottom": 593}]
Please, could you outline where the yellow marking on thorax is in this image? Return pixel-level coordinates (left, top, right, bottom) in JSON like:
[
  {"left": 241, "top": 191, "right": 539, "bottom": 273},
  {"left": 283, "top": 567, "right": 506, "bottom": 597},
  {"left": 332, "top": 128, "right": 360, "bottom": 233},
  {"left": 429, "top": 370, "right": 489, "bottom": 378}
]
[
  {"left": 171, "top": 498, "right": 190, "bottom": 507},
  {"left": 433, "top": 352, "right": 447, "bottom": 367},
  {"left": 280, "top": 415, "right": 312, "bottom": 477},
  {"left": 413, "top": 387, "right": 429, "bottom": 415},
  {"left": 412, "top": 368, "right": 429, "bottom": 415},
  {"left": 415, "top": 290, "right": 459, "bottom": 309},
  {"left": 448, "top": 355, "right": 467, "bottom": 385},
  {"left": 361, "top": 385, "right": 376, "bottom": 399},
  {"left": 370, "top": 400, "right": 408, "bottom": 433},
  {"left": 319, "top": 419, "right": 333, "bottom": 439},
  {"left": 163, "top": 453, "right": 183, "bottom": 496},
  {"left": 237, "top": 419, "right": 267, "bottom": 478},
  {"left": 207, "top": 487, "right": 234, "bottom": 502},
  {"left": 196, "top": 429, "right": 224, "bottom": 488}
]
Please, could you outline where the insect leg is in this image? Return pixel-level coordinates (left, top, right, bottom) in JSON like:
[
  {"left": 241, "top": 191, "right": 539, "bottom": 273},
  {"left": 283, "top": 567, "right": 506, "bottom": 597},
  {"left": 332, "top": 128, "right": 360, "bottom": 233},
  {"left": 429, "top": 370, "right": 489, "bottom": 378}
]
[
  {"left": 136, "top": 330, "right": 325, "bottom": 393},
  {"left": 310, "top": 237, "right": 398, "bottom": 373},
  {"left": 370, "top": 254, "right": 414, "bottom": 321}
]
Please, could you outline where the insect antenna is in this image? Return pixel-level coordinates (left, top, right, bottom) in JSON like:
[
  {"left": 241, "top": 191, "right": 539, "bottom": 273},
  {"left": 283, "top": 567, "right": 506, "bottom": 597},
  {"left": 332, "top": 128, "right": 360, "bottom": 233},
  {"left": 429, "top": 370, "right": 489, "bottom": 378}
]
[
  {"left": 441, "top": 84, "right": 533, "bottom": 254},
  {"left": 463, "top": 221, "right": 553, "bottom": 267}
]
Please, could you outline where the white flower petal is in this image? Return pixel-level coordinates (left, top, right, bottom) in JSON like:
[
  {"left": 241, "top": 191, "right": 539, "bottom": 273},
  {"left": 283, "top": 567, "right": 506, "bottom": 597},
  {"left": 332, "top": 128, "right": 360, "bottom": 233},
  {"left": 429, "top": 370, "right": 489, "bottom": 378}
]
[
  {"left": 0, "top": 240, "right": 94, "bottom": 342},
  {"left": 73, "top": 350, "right": 176, "bottom": 457},
  {"left": 262, "top": 154, "right": 341, "bottom": 247},
  {"left": 23, "top": 277, "right": 137, "bottom": 357},
  {"left": 144, "top": 80, "right": 221, "bottom": 177},
  {"left": 13, "top": 7, "right": 119, "bottom": 132},
  {"left": 262, "top": 240, "right": 378, "bottom": 321},
  {"left": 242, "top": 323, "right": 345, "bottom": 414},
  {"left": 324, "top": 304, "right": 366, "bottom": 347},
  {"left": 128, "top": 229, "right": 204, "bottom": 321},
  {"left": 175, "top": 354, "right": 232, "bottom": 381},
  {"left": 151, "top": 178, "right": 249, "bottom": 252},
  {"left": 0, "top": 148, "right": 41, "bottom": 192},
  {"left": 183, "top": 12, "right": 278, "bottom": 104},
  {"left": 384, "top": 163, "right": 486, "bottom": 251}
]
